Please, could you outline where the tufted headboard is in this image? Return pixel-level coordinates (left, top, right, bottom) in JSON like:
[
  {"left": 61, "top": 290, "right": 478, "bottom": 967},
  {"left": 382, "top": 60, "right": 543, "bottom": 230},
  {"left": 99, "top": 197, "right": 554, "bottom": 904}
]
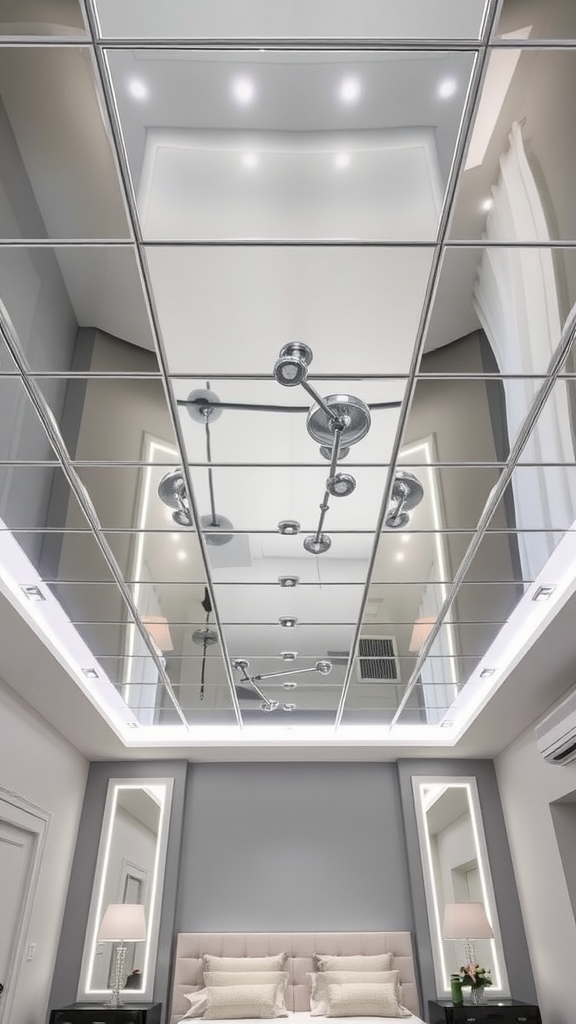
[{"left": 169, "top": 931, "right": 420, "bottom": 1024}]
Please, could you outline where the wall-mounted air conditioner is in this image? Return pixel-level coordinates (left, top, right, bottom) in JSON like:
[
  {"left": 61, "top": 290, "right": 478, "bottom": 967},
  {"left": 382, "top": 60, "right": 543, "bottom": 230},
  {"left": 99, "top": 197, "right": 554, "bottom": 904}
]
[
  {"left": 356, "top": 635, "right": 400, "bottom": 683},
  {"left": 535, "top": 687, "right": 576, "bottom": 765}
]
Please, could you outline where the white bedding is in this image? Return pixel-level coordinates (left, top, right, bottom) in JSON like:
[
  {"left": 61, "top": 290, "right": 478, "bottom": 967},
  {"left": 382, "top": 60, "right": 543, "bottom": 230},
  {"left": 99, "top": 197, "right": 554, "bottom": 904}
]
[{"left": 181, "top": 1015, "right": 426, "bottom": 1024}]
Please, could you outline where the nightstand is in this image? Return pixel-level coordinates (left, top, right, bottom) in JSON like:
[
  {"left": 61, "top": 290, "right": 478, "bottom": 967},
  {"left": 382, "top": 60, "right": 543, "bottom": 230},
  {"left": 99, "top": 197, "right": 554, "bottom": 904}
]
[
  {"left": 428, "top": 999, "right": 542, "bottom": 1024},
  {"left": 48, "top": 1003, "right": 162, "bottom": 1024}
]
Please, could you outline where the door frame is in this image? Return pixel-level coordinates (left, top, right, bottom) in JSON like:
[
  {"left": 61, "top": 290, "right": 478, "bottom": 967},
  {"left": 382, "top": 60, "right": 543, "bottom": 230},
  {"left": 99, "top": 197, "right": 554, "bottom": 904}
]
[{"left": 0, "top": 786, "right": 50, "bottom": 1024}]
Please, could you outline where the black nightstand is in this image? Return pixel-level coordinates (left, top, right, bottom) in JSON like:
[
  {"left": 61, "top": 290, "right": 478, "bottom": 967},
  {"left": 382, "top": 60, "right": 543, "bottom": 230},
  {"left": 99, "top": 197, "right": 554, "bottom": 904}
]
[
  {"left": 48, "top": 1003, "right": 162, "bottom": 1024},
  {"left": 428, "top": 999, "right": 541, "bottom": 1024}
]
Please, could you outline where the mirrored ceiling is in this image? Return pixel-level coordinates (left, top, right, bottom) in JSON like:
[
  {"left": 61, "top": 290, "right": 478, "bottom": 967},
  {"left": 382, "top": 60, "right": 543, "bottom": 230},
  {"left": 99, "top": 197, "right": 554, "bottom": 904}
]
[{"left": 1, "top": 0, "right": 576, "bottom": 745}]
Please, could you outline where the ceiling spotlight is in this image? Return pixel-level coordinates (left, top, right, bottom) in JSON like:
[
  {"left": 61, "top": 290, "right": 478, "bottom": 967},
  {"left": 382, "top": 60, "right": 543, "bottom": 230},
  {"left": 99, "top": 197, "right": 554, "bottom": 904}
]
[
  {"left": 21, "top": 584, "right": 45, "bottom": 602},
  {"left": 273, "top": 342, "right": 313, "bottom": 387},
  {"left": 185, "top": 388, "right": 223, "bottom": 423},
  {"left": 385, "top": 471, "right": 424, "bottom": 529},
  {"left": 279, "top": 616, "right": 298, "bottom": 628},
  {"left": 200, "top": 513, "right": 234, "bottom": 546},
  {"left": 192, "top": 627, "right": 218, "bottom": 647},
  {"left": 282, "top": 703, "right": 296, "bottom": 712},
  {"left": 82, "top": 668, "right": 99, "bottom": 679},
  {"left": 303, "top": 534, "right": 332, "bottom": 554},
  {"left": 232, "top": 76, "right": 255, "bottom": 105},
  {"left": 533, "top": 585, "right": 555, "bottom": 602},
  {"left": 241, "top": 152, "right": 259, "bottom": 170},
  {"left": 320, "top": 444, "right": 350, "bottom": 461},
  {"left": 438, "top": 77, "right": 457, "bottom": 99},
  {"left": 128, "top": 78, "right": 148, "bottom": 100},
  {"left": 335, "top": 153, "right": 351, "bottom": 170},
  {"left": 315, "top": 660, "right": 332, "bottom": 675},
  {"left": 480, "top": 668, "right": 495, "bottom": 678},
  {"left": 261, "top": 701, "right": 279, "bottom": 712},
  {"left": 278, "top": 576, "right": 300, "bottom": 588},
  {"left": 326, "top": 473, "right": 356, "bottom": 497},
  {"left": 307, "top": 394, "right": 371, "bottom": 448},
  {"left": 283, "top": 681, "right": 297, "bottom": 690},
  {"left": 232, "top": 658, "right": 249, "bottom": 670},
  {"left": 158, "top": 469, "right": 193, "bottom": 527},
  {"left": 282, "top": 651, "right": 297, "bottom": 661},
  {"left": 278, "top": 519, "right": 301, "bottom": 535},
  {"left": 339, "top": 76, "right": 361, "bottom": 104}
]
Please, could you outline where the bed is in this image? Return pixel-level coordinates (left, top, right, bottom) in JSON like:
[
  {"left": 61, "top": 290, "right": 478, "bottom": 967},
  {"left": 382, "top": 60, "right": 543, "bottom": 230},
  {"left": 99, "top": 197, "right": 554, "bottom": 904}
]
[{"left": 169, "top": 932, "right": 424, "bottom": 1024}]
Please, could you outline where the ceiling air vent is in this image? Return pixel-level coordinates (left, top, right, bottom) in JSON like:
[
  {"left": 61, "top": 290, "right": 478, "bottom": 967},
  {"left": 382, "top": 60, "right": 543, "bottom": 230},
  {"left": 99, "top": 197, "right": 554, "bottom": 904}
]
[{"left": 357, "top": 636, "right": 399, "bottom": 682}]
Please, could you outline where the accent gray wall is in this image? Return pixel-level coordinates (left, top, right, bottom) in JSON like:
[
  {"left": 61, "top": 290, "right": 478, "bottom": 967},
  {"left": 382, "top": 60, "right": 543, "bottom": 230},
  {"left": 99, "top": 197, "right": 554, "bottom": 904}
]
[
  {"left": 49, "top": 760, "right": 187, "bottom": 1015},
  {"left": 175, "top": 762, "right": 414, "bottom": 933},
  {"left": 397, "top": 758, "right": 537, "bottom": 1017}
]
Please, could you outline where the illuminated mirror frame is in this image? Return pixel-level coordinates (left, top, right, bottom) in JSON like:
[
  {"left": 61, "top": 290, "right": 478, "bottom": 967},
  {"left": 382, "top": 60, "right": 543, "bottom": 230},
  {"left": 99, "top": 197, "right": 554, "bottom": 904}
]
[
  {"left": 412, "top": 776, "right": 510, "bottom": 998},
  {"left": 77, "top": 777, "right": 174, "bottom": 1003}
]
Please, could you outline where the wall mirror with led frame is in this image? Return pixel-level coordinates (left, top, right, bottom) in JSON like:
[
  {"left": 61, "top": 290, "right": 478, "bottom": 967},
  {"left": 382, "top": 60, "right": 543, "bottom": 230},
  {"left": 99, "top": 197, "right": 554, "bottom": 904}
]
[
  {"left": 77, "top": 777, "right": 174, "bottom": 1003},
  {"left": 412, "top": 776, "right": 510, "bottom": 999}
]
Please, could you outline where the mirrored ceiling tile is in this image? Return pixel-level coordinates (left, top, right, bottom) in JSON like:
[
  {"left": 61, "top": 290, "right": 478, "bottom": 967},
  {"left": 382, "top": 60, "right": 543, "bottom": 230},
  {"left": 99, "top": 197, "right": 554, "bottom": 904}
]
[
  {"left": 0, "top": 378, "right": 60, "bottom": 461},
  {"left": 450, "top": 51, "right": 576, "bottom": 242},
  {"left": 100, "top": 656, "right": 234, "bottom": 710},
  {"left": 209, "top": 531, "right": 374, "bottom": 585},
  {"left": 461, "top": 531, "right": 537, "bottom": 583},
  {"left": 0, "top": 0, "right": 87, "bottom": 35},
  {"left": 0, "top": 339, "right": 17, "bottom": 371},
  {"left": 96, "top": 0, "right": 488, "bottom": 39},
  {"left": 110, "top": 50, "right": 474, "bottom": 241},
  {"left": 190, "top": 465, "right": 388, "bottom": 536},
  {"left": 384, "top": 466, "right": 501, "bottom": 532},
  {"left": 223, "top": 622, "right": 356, "bottom": 659},
  {"left": 359, "top": 622, "right": 441, "bottom": 662},
  {"left": 411, "top": 654, "right": 483, "bottom": 687},
  {"left": 214, "top": 582, "right": 364, "bottom": 625},
  {"left": 149, "top": 246, "right": 433, "bottom": 377},
  {"left": 496, "top": 0, "right": 576, "bottom": 39},
  {"left": 101, "top": 622, "right": 224, "bottom": 659},
  {"left": 72, "top": 620, "right": 140, "bottom": 657},
  {"left": 43, "top": 530, "right": 119, "bottom": 582},
  {"left": 449, "top": 580, "right": 523, "bottom": 623},
  {"left": 174, "top": 377, "right": 406, "bottom": 466},
  {"left": 0, "top": 465, "right": 91, "bottom": 533},
  {"left": 104, "top": 529, "right": 208, "bottom": 585},
  {"left": 77, "top": 466, "right": 195, "bottom": 530},
  {"left": 48, "top": 581, "right": 133, "bottom": 622},
  {"left": 34, "top": 377, "right": 178, "bottom": 462},
  {"left": 393, "top": 702, "right": 452, "bottom": 726},
  {"left": 518, "top": 378, "right": 576, "bottom": 466},
  {"left": 428, "top": 619, "right": 506, "bottom": 657},
  {"left": 1, "top": 246, "right": 156, "bottom": 370},
  {"left": 373, "top": 531, "right": 477, "bottom": 585},
  {"left": 0, "top": 48, "right": 129, "bottom": 239}
]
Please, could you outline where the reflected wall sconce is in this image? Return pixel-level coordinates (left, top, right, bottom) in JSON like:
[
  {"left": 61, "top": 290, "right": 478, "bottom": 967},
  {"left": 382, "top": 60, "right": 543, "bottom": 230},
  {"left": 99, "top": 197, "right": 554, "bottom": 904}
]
[
  {"left": 385, "top": 470, "right": 424, "bottom": 528},
  {"left": 97, "top": 903, "right": 147, "bottom": 1008},
  {"left": 442, "top": 902, "right": 494, "bottom": 966},
  {"left": 232, "top": 657, "right": 332, "bottom": 712}
]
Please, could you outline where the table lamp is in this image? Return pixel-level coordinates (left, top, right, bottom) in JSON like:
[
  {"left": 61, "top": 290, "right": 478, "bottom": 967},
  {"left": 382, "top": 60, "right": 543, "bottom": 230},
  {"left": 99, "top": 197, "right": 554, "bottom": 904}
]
[
  {"left": 97, "top": 903, "right": 147, "bottom": 1007},
  {"left": 442, "top": 902, "right": 494, "bottom": 965}
]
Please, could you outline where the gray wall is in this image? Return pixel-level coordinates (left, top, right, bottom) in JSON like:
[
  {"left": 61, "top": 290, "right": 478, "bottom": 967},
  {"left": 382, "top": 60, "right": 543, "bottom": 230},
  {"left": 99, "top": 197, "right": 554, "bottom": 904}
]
[
  {"left": 49, "top": 760, "right": 188, "bottom": 1015},
  {"left": 175, "top": 762, "right": 413, "bottom": 933},
  {"left": 397, "top": 758, "right": 538, "bottom": 1016}
]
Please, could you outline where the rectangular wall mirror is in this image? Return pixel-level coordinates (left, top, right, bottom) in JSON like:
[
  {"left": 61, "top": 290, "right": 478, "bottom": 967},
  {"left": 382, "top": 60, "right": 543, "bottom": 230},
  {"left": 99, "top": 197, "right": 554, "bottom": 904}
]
[
  {"left": 412, "top": 776, "right": 510, "bottom": 998},
  {"left": 77, "top": 777, "right": 174, "bottom": 1003}
]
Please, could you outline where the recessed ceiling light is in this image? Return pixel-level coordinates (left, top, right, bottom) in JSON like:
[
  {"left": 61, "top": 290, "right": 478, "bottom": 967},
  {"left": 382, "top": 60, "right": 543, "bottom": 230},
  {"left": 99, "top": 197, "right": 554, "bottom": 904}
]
[
  {"left": 241, "top": 152, "right": 259, "bottom": 170},
  {"left": 282, "top": 651, "right": 297, "bottom": 661},
  {"left": 339, "top": 76, "right": 361, "bottom": 104},
  {"left": 128, "top": 78, "right": 148, "bottom": 101},
  {"left": 279, "top": 616, "right": 298, "bottom": 628},
  {"left": 282, "top": 703, "right": 296, "bottom": 712},
  {"left": 278, "top": 520, "right": 300, "bottom": 536},
  {"left": 438, "top": 77, "right": 457, "bottom": 99},
  {"left": 21, "top": 584, "right": 45, "bottom": 602},
  {"left": 126, "top": 722, "right": 138, "bottom": 728},
  {"left": 283, "top": 681, "right": 297, "bottom": 690},
  {"left": 533, "top": 585, "right": 555, "bottom": 602},
  {"left": 480, "top": 668, "right": 495, "bottom": 678},
  {"left": 278, "top": 576, "right": 300, "bottom": 588},
  {"left": 335, "top": 153, "right": 351, "bottom": 170},
  {"left": 395, "top": 552, "right": 405, "bottom": 562},
  {"left": 177, "top": 550, "right": 187, "bottom": 561},
  {"left": 82, "top": 668, "right": 99, "bottom": 679},
  {"left": 440, "top": 720, "right": 454, "bottom": 728},
  {"left": 232, "top": 76, "right": 255, "bottom": 105},
  {"left": 481, "top": 198, "right": 493, "bottom": 212}
]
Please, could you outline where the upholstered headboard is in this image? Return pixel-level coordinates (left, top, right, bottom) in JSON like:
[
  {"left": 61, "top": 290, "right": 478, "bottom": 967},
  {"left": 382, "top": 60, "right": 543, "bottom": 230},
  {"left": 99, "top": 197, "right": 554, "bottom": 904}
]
[{"left": 169, "top": 931, "right": 420, "bottom": 1024}]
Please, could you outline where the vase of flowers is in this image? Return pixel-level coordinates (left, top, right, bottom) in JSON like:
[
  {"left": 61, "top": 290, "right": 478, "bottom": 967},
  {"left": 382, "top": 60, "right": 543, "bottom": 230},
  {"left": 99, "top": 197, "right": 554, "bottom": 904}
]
[{"left": 459, "top": 964, "right": 492, "bottom": 1004}]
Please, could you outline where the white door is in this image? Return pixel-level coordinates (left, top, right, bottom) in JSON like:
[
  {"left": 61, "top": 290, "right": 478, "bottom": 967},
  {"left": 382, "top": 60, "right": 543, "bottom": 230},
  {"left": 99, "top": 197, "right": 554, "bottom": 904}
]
[{"left": 0, "top": 792, "right": 49, "bottom": 1024}]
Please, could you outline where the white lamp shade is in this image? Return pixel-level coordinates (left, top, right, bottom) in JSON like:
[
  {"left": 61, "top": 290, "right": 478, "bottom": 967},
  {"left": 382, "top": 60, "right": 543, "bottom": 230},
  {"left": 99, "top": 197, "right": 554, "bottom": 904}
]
[
  {"left": 97, "top": 903, "right": 147, "bottom": 942},
  {"left": 442, "top": 902, "right": 494, "bottom": 940}
]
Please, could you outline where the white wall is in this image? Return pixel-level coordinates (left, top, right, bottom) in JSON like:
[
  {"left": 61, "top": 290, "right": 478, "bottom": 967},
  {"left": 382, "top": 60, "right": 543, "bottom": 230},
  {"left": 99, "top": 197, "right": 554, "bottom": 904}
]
[
  {"left": 496, "top": 722, "right": 576, "bottom": 1023},
  {"left": 0, "top": 678, "right": 88, "bottom": 1024}
]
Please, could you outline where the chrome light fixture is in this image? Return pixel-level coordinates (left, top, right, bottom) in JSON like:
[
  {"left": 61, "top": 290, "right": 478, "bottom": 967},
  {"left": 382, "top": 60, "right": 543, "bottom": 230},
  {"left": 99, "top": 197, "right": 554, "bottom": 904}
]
[
  {"left": 385, "top": 470, "right": 424, "bottom": 529},
  {"left": 158, "top": 468, "right": 193, "bottom": 527},
  {"left": 232, "top": 658, "right": 332, "bottom": 711},
  {"left": 273, "top": 342, "right": 313, "bottom": 386}
]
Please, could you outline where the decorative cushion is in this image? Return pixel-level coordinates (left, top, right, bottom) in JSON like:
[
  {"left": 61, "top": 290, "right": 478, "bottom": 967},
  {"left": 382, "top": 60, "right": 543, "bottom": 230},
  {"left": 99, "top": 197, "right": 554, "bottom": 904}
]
[
  {"left": 181, "top": 990, "right": 209, "bottom": 1019},
  {"left": 204, "top": 954, "right": 288, "bottom": 973},
  {"left": 325, "top": 982, "right": 411, "bottom": 1018},
  {"left": 203, "top": 982, "right": 282, "bottom": 1019},
  {"left": 205, "top": 971, "right": 288, "bottom": 1014},
  {"left": 314, "top": 953, "right": 393, "bottom": 973},
  {"left": 308, "top": 970, "right": 402, "bottom": 1016}
]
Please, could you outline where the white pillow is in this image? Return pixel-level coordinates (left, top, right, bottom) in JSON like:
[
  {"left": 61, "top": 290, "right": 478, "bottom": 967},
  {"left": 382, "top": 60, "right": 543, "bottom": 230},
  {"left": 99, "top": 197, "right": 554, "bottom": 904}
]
[
  {"left": 204, "top": 953, "right": 287, "bottom": 973},
  {"left": 314, "top": 953, "right": 393, "bottom": 973},
  {"left": 308, "top": 971, "right": 402, "bottom": 1016},
  {"left": 180, "top": 989, "right": 209, "bottom": 1020},
  {"left": 203, "top": 982, "right": 282, "bottom": 1019},
  {"left": 205, "top": 971, "right": 288, "bottom": 1015},
  {"left": 325, "top": 981, "right": 411, "bottom": 1018}
]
